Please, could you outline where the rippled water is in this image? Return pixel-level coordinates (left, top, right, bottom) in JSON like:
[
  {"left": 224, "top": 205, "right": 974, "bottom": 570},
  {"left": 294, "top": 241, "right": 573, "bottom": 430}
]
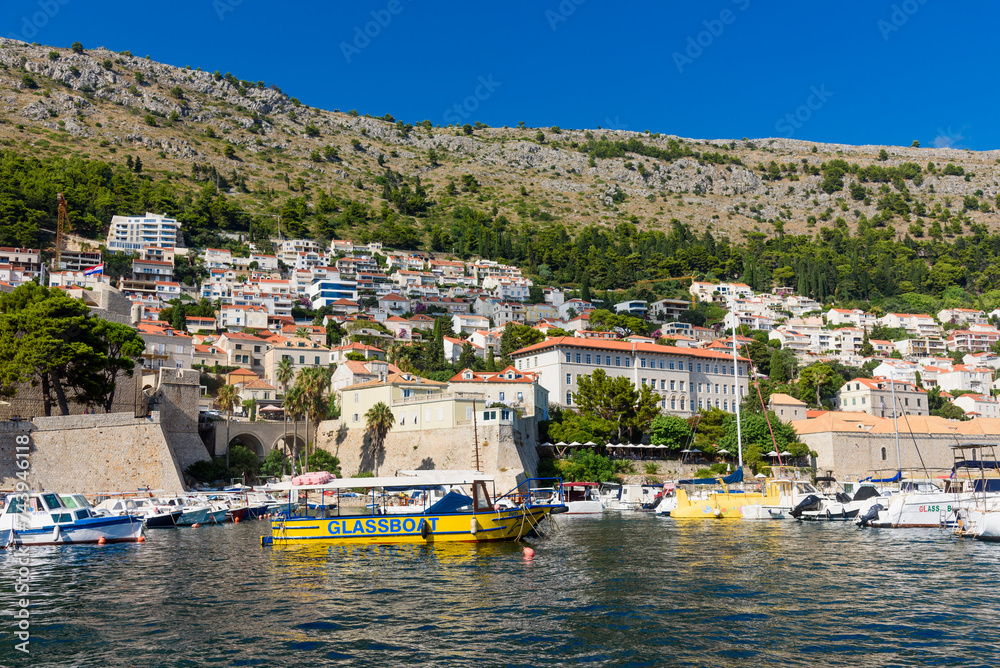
[{"left": 2, "top": 513, "right": 1000, "bottom": 667}]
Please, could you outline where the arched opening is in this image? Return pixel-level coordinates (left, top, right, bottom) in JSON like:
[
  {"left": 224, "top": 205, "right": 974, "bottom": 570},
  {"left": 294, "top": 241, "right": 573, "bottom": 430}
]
[
  {"left": 881, "top": 447, "right": 887, "bottom": 461},
  {"left": 229, "top": 433, "right": 265, "bottom": 457}
]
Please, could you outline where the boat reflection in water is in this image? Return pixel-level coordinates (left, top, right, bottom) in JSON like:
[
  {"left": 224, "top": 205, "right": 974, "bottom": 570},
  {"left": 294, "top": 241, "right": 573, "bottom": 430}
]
[{"left": 262, "top": 473, "right": 567, "bottom": 547}]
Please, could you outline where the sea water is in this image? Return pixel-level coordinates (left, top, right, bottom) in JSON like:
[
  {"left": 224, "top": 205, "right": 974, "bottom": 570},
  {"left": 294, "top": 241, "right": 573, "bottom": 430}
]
[{"left": 1, "top": 513, "right": 998, "bottom": 666}]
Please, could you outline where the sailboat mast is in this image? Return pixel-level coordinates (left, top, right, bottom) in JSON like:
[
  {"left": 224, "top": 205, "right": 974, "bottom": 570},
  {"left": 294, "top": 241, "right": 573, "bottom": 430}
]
[
  {"left": 889, "top": 371, "right": 902, "bottom": 477},
  {"left": 732, "top": 318, "right": 743, "bottom": 470}
]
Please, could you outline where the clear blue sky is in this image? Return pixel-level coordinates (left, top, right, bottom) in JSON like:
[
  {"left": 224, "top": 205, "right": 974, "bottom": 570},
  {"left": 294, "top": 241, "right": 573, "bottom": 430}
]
[{"left": 4, "top": 1, "right": 997, "bottom": 149}]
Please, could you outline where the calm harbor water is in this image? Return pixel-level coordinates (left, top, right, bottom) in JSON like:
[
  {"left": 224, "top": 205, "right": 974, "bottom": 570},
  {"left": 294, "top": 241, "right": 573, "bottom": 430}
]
[{"left": 3, "top": 513, "right": 1000, "bottom": 667}]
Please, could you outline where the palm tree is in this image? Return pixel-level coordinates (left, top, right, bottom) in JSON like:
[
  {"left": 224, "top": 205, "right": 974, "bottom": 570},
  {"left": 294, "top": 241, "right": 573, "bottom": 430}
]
[
  {"left": 216, "top": 384, "right": 239, "bottom": 469},
  {"left": 296, "top": 367, "right": 331, "bottom": 465},
  {"left": 283, "top": 384, "right": 305, "bottom": 475},
  {"left": 364, "top": 401, "right": 395, "bottom": 476},
  {"left": 295, "top": 326, "right": 312, "bottom": 340},
  {"left": 275, "top": 357, "right": 295, "bottom": 455}
]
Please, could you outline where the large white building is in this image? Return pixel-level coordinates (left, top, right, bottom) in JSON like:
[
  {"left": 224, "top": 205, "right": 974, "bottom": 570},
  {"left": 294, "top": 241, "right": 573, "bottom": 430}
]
[
  {"left": 108, "top": 212, "right": 182, "bottom": 252},
  {"left": 509, "top": 336, "right": 750, "bottom": 417}
]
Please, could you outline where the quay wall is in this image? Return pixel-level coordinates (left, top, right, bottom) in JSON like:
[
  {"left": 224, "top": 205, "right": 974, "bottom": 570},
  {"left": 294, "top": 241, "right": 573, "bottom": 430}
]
[{"left": 316, "top": 420, "right": 538, "bottom": 493}]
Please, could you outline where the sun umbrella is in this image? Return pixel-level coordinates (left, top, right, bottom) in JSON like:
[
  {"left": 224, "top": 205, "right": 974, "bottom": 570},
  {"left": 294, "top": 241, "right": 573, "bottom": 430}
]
[
  {"left": 584, "top": 441, "right": 597, "bottom": 446},
  {"left": 766, "top": 450, "right": 779, "bottom": 457},
  {"left": 680, "top": 449, "right": 692, "bottom": 453},
  {"left": 542, "top": 442, "right": 554, "bottom": 447},
  {"left": 754, "top": 472, "right": 767, "bottom": 478},
  {"left": 555, "top": 441, "right": 568, "bottom": 446},
  {"left": 780, "top": 451, "right": 792, "bottom": 456},
  {"left": 691, "top": 448, "right": 702, "bottom": 453},
  {"left": 569, "top": 441, "right": 582, "bottom": 447},
  {"left": 717, "top": 449, "right": 731, "bottom": 455}
]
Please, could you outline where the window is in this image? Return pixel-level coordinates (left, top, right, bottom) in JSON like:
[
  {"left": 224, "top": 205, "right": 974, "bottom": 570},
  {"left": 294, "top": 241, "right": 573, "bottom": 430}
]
[
  {"left": 566, "top": 392, "right": 572, "bottom": 405},
  {"left": 688, "top": 362, "right": 693, "bottom": 372},
  {"left": 659, "top": 360, "right": 664, "bottom": 370},
  {"left": 680, "top": 398, "right": 685, "bottom": 411},
  {"left": 722, "top": 366, "right": 727, "bottom": 375},
  {"left": 566, "top": 374, "right": 572, "bottom": 385},
  {"left": 466, "top": 407, "right": 473, "bottom": 419},
  {"left": 660, "top": 380, "right": 666, "bottom": 390},
  {"left": 565, "top": 353, "right": 571, "bottom": 363},
  {"left": 699, "top": 383, "right": 704, "bottom": 393},
  {"left": 852, "top": 398, "right": 856, "bottom": 406},
  {"left": 715, "top": 384, "right": 719, "bottom": 394},
  {"left": 724, "top": 400, "right": 729, "bottom": 411},
  {"left": 625, "top": 358, "right": 631, "bottom": 368},
  {"left": 586, "top": 354, "right": 592, "bottom": 365},
  {"left": 641, "top": 378, "right": 646, "bottom": 386},
  {"left": 670, "top": 399, "right": 676, "bottom": 410},
  {"left": 314, "top": 356, "right": 320, "bottom": 364},
  {"left": 354, "top": 392, "right": 360, "bottom": 403},
  {"left": 714, "top": 365, "right": 719, "bottom": 374},
  {"left": 576, "top": 353, "right": 581, "bottom": 364},
  {"left": 723, "top": 385, "right": 727, "bottom": 395},
  {"left": 299, "top": 355, "right": 305, "bottom": 364},
  {"left": 517, "top": 392, "right": 523, "bottom": 402},
  {"left": 732, "top": 385, "right": 736, "bottom": 396},
  {"left": 698, "top": 399, "right": 704, "bottom": 409},
  {"left": 739, "top": 366, "right": 744, "bottom": 376},
  {"left": 697, "top": 363, "right": 702, "bottom": 373},
  {"left": 615, "top": 357, "right": 621, "bottom": 367},
  {"left": 679, "top": 381, "right": 685, "bottom": 391},
  {"left": 715, "top": 399, "right": 720, "bottom": 408},
  {"left": 670, "top": 380, "right": 676, "bottom": 391},
  {"left": 661, "top": 399, "right": 666, "bottom": 409},
  {"left": 605, "top": 356, "right": 611, "bottom": 365},
  {"left": 917, "top": 398, "right": 921, "bottom": 407},
  {"left": 881, "top": 447, "right": 887, "bottom": 461},
  {"left": 499, "top": 392, "right": 505, "bottom": 402},
  {"left": 862, "top": 397, "right": 866, "bottom": 405}
]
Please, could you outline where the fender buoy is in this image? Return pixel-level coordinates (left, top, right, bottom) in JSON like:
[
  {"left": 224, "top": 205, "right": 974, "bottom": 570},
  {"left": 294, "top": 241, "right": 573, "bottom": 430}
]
[
  {"left": 420, "top": 519, "right": 431, "bottom": 540},
  {"left": 137, "top": 536, "right": 146, "bottom": 543},
  {"left": 826, "top": 509, "right": 832, "bottom": 520},
  {"left": 470, "top": 518, "right": 478, "bottom": 535},
  {"left": 97, "top": 537, "right": 107, "bottom": 545},
  {"left": 192, "top": 523, "right": 200, "bottom": 528},
  {"left": 523, "top": 547, "right": 535, "bottom": 560},
  {"left": 234, "top": 516, "right": 240, "bottom": 523}
]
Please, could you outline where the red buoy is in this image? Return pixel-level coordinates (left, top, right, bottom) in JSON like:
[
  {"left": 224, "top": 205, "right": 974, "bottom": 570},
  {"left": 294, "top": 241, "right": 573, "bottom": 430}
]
[
  {"left": 137, "top": 536, "right": 146, "bottom": 543},
  {"left": 192, "top": 523, "right": 200, "bottom": 528},
  {"left": 234, "top": 516, "right": 240, "bottom": 524},
  {"left": 523, "top": 547, "right": 535, "bottom": 560},
  {"left": 97, "top": 537, "right": 107, "bottom": 545}
]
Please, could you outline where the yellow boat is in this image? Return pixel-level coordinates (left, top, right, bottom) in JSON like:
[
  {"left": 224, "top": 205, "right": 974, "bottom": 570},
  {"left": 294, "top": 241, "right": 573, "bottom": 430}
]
[
  {"left": 261, "top": 474, "right": 567, "bottom": 546},
  {"left": 670, "top": 469, "right": 787, "bottom": 520}
]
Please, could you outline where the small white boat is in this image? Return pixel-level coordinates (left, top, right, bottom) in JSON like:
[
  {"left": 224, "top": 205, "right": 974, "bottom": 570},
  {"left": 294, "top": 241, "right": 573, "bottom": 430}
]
[
  {"left": 1, "top": 492, "right": 144, "bottom": 546},
  {"left": 151, "top": 496, "right": 210, "bottom": 525},
  {"left": 561, "top": 483, "right": 604, "bottom": 514},
  {"left": 740, "top": 504, "right": 785, "bottom": 520},
  {"left": 94, "top": 497, "right": 182, "bottom": 528}
]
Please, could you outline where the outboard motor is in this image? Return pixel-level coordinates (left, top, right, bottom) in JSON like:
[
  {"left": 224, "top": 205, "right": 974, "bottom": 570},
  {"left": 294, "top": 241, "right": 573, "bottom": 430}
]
[
  {"left": 857, "top": 503, "right": 883, "bottom": 528},
  {"left": 789, "top": 494, "right": 821, "bottom": 519}
]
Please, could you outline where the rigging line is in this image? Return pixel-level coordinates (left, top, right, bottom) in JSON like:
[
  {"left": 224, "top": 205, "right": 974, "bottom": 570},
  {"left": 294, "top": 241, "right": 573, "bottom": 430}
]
[
  {"left": 741, "top": 341, "right": 783, "bottom": 467},
  {"left": 894, "top": 389, "right": 931, "bottom": 481}
]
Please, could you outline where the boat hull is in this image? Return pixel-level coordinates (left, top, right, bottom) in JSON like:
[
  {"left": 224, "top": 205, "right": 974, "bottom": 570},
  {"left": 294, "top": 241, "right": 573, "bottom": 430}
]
[
  {"left": 143, "top": 511, "right": 182, "bottom": 528},
  {"left": 267, "top": 506, "right": 558, "bottom": 545},
  {"left": 564, "top": 500, "right": 604, "bottom": 515},
  {"left": 10, "top": 516, "right": 144, "bottom": 546},
  {"left": 176, "top": 508, "right": 210, "bottom": 526}
]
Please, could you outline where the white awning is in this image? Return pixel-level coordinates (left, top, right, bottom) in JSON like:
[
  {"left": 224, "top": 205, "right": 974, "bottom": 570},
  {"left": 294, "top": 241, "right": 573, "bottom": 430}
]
[{"left": 269, "top": 473, "right": 494, "bottom": 491}]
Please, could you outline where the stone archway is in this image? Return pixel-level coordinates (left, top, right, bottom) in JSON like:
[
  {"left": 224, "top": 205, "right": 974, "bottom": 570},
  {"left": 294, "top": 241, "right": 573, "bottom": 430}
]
[{"left": 228, "top": 432, "right": 265, "bottom": 457}]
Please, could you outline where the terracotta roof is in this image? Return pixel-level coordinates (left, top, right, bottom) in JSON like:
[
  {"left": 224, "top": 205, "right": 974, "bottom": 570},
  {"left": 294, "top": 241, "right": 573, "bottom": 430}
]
[
  {"left": 243, "top": 379, "right": 276, "bottom": 391},
  {"left": 227, "top": 368, "right": 258, "bottom": 377},
  {"left": 769, "top": 393, "right": 806, "bottom": 406},
  {"left": 339, "top": 373, "right": 446, "bottom": 391},
  {"left": 511, "top": 336, "right": 751, "bottom": 362}
]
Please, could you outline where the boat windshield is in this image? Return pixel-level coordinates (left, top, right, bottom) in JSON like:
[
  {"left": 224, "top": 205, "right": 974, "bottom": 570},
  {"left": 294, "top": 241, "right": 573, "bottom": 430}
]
[
  {"left": 5, "top": 496, "right": 25, "bottom": 514},
  {"left": 60, "top": 495, "right": 81, "bottom": 509},
  {"left": 40, "top": 493, "right": 63, "bottom": 511}
]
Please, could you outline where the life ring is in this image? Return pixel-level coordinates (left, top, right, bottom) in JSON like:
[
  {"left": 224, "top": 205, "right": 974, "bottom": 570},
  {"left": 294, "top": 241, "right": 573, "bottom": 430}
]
[{"left": 420, "top": 519, "right": 431, "bottom": 539}]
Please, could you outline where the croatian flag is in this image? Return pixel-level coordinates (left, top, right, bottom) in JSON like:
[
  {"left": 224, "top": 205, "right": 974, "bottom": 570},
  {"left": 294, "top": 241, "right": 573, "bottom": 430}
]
[{"left": 83, "top": 263, "right": 104, "bottom": 276}]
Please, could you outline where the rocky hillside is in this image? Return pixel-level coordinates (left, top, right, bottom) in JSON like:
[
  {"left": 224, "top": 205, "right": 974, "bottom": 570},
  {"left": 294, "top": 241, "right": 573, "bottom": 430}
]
[{"left": 1, "top": 38, "right": 999, "bottom": 245}]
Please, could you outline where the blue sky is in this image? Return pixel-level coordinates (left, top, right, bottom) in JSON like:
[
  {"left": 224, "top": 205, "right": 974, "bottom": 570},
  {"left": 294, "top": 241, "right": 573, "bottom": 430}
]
[{"left": 3, "top": 1, "right": 997, "bottom": 149}]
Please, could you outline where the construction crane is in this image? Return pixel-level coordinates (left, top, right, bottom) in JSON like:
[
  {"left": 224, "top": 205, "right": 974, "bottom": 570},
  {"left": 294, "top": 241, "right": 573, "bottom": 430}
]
[
  {"left": 634, "top": 275, "right": 698, "bottom": 308},
  {"left": 55, "top": 192, "right": 70, "bottom": 270}
]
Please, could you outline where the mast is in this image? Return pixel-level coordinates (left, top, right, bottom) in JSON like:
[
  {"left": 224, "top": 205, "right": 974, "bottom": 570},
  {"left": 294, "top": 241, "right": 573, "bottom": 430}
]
[
  {"left": 731, "top": 314, "right": 743, "bottom": 470},
  {"left": 889, "top": 371, "right": 902, "bottom": 478}
]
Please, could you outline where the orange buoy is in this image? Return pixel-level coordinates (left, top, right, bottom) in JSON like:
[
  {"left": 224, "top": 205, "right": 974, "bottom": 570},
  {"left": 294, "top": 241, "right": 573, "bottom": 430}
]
[
  {"left": 234, "top": 516, "right": 240, "bottom": 523},
  {"left": 523, "top": 547, "right": 535, "bottom": 560},
  {"left": 192, "top": 523, "right": 200, "bottom": 528},
  {"left": 97, "top": 537, "right": 107, "bottom": 545},
  {"left": 137, "top": 536, "right": 146, "bottom": 543}
]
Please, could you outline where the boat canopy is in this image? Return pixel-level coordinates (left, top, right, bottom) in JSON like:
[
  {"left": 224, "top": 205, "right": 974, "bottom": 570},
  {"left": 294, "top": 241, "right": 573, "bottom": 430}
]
[
  {"left": 678, "top": 468, "right": 744, "bottom": 486},
  {"left": 952, "top": 460, "right": 1000, "bottom": 472},
  {"left": 862, "top": 471, "right": 901, "bottom": 483},
  {"left": 423, "top": 490, "right": 474, "bottom": 514},
  {"left": 269, "top": 474, "right": 493, "bottom": 491}
]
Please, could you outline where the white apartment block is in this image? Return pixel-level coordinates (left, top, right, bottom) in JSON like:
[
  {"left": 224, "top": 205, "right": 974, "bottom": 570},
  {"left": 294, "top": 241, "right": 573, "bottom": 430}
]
[
  {"left": 219, "top": 304, "right": 268, "bottom": 331},
  {"left": 492, "top": 301, "right": 526, "bottom": 327},
  {"left": 947, "top": 325, "right": 1000, "bottom": 353},
  {"left": 482, "top": 276, "right": 532, "bottom": 302},
  {"left": 936, "top": 366, "right": 993, "bottom": 395},
  {"left": 108, "top": 212, "right": 181, "bottom": 252},
  {"left": 964, "top": 352, "right": 1000, "bottom": 370},
  {"left": 938, "top": 308, "right": 987, "bottom": 326},
  {"left": 649, "top": 298, "right": 690, "bottom": 322},
  {"left": 871, "top": 360, "right": 919, "bottom": 384},
  {"left": 836, "top": 377, "right": 927, "bottom": 417},
  {"left": 509, "top": 337, "right": 750, "bottom": 418},
  {"left": 893, "top": 336, "right": 947, "bottom": 358},
  {"left": 879, "top": 313, "right": 940, "bottom": 337},
  {"left": 0, "top": 247, "right": 41, "bottom": 284},
  {"left": 203, "top": 248, "right": 232, "bottom": 268},
  {"left": 826, "top": 308, "right": 877, "bottom": 329},
  {"left": 952, "top": 393, "right": 1000, "bottom": 418}
]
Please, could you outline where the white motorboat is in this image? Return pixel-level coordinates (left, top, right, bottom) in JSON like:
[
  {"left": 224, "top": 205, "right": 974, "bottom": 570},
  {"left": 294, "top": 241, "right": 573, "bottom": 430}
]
[
  {"left": 93, "top": 497, "right": 182, "bottom": 528},
  {"left": 561, "top": 483, "right": 604, "bottom": 514},
  {"left": 1, "top": 492, "right": 144, "bottom": 546},
  {"left": 794, "top": 484, "right": 886, "bottom": 522},
  {"left": 151, "top": 496, "right": 210, "bottom": 525}
]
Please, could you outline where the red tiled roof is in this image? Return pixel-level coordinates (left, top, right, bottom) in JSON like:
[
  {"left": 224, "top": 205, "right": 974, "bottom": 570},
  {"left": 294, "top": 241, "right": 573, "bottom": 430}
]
[{"left": 511, "top": 336, "right": 750, "bottom": 362}]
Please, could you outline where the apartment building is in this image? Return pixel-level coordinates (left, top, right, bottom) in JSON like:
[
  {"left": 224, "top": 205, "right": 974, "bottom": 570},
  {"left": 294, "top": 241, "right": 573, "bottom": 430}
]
[
  {"left": 938, "top": 308, "right": 987, "bottom": 326},
  {"left": 449, "top": 366, "right": 549, "bottom": 418},
  {"left": 262, "top": 337, "right": 332, "bottom": 385},
  {"left": 108, "top": 212, "right": 181, "bottom": 252},
  {"left": 880, "top": 313, "right": 940, "bottom": 337},
  {"left": 947, "top": 325, "right": 1000, "bottom": 353},
  {"left": 835, "top": 377, "right": 928, "bottom": 417},
  {"left": 952, "top": 393, "right": 1000, "bottom": 418},
  {"left": 136, "top": 322, "right": 193, "bottom": 371},
  {"left": 509, "top": 336, "right": 750, "bottom": 417},
  {"left": 826, "top": 308, "right": 877, "bottom": 329},
  {"left": 0, "top": 247, "right": 41, "bottom": 284},
  {"left": 219, "top": 304, "right": 268, "bottom": 331}
]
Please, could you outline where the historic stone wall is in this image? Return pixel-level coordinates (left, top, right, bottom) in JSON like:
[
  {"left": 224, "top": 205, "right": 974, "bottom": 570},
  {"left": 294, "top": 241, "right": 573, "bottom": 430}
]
[
  {"left": 0, "top": 363, "right": 145, "bottom": 421},
  {"left": 316, "top": 420, "right": 538, "bottom": 492},
  {"left": 0, "top": 414, "right": 187, "bottom": 493}
]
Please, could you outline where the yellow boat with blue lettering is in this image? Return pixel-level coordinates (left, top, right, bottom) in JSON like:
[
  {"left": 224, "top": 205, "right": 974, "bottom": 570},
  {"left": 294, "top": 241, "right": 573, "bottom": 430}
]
[{"left": 260, "top": 474, "right": 567, "bottom": 546}]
